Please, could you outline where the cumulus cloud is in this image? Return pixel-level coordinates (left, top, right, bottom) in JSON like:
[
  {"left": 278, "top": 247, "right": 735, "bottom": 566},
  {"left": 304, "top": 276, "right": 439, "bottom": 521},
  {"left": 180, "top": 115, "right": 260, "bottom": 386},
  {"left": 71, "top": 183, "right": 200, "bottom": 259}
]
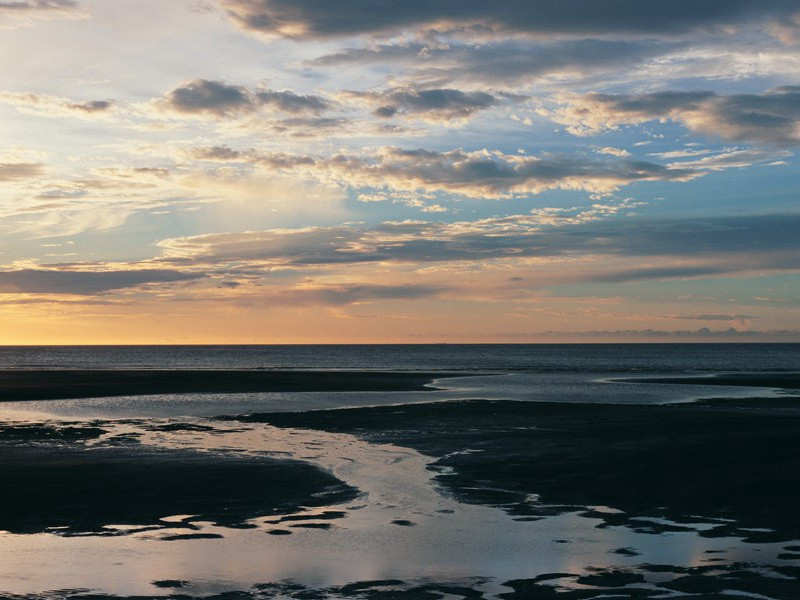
[
  {"left": 344, "top": 87, "right": 498, "bottom": 122},
  {"left": 544, "top": 87, "right": 800, "bottom": 145},
  {"left": 596, "top": 146, "right": 630, "bottom": 157},
  {"left": 192, "top": 145, "right": 700, "bottom": 198},
  {"left": 219, "top": 0, "right": 799, "bottom": 40},
  {"left": 159, "top": 79, "right": 330, "bottom": 117},
  {"left": 0, "top": 268, "right": 202, "bottom": 295}
]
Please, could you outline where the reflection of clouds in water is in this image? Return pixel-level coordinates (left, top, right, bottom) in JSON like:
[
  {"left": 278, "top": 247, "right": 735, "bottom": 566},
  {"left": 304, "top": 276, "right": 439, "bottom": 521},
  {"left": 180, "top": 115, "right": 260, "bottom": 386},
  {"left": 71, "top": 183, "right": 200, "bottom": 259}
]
[
  {"left": 0, "top": 413, "right": 788, "bottom": 596},
  {"left": 0, "top": 372, "right": 780, "bottom": 422}
]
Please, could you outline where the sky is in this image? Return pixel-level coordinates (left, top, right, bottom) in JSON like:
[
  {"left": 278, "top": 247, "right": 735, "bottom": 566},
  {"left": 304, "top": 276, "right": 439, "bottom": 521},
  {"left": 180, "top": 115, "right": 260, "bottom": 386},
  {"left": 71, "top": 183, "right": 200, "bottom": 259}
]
[{"left": 0, "top": 0, "right": 798, "bottom": 343}]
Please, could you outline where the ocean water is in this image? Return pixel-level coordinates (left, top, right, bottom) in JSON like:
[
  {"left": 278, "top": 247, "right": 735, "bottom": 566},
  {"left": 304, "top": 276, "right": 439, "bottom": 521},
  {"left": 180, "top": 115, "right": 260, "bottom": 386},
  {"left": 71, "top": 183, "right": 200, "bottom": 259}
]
[{"left": 0, "top": 342, "right": 797, "bottom": 372}]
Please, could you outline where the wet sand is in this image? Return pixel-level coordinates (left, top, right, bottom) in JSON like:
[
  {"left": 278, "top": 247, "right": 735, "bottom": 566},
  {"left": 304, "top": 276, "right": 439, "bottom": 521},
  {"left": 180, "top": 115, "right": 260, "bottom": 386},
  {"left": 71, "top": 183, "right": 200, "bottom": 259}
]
[
  {"left": 2, "top": 372, "right": 800, "bottom": 598},
  {"left": 22, "top": 563, "right": 793, "bottom": 600},
  {"left": 2, "top": 397, "right": 800, "bottom": 598},
  {"left": 616, "top": 372, "right": 800, "bottom": 389},
  {"left": 234, "top": 396, "right": 800, "bottom": 541},
  {"left": 0, "top": 370, "right": 455, "bottom": 401},
  {"left": 0, "top": 421, "right": 356, "bottom": 535}
]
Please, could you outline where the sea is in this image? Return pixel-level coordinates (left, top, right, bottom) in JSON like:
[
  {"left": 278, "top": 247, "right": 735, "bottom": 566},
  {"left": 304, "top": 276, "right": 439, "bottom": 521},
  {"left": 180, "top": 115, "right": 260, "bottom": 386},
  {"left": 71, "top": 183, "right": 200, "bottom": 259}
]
[{"left": 1, "top": 342, "right": 797, "bottom": 372}]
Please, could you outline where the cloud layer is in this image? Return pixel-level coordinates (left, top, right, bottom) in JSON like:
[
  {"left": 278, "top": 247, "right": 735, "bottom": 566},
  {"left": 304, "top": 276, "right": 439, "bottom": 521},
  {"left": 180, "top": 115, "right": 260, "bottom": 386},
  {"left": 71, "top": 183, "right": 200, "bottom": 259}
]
[
  {"left": 346, "top": 87, "right": 498, "bottom": 122},
  {"left": 545, "top": 87, "right": 800, "bottom": 145},
  {"left": 158, "top": 212, "right": 800, "bottom": 284},
  {"left": 0, "top": 269, "right": 202, "bottom": 295},
  {"left": 220, "top": 0, "right": 799, "bottom": 39},
  {"left": 193, "top": 146, "right": 700, "bottom": 197}
]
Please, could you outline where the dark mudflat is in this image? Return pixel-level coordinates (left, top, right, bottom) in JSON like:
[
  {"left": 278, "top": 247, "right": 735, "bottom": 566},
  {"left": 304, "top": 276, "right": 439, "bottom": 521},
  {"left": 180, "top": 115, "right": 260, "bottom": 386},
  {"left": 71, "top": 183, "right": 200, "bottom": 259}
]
[
  {"left": 0, "top": 441, "right": 357, "bottom": 535},
  {"left": 232, "top": 398, "right": 800, "bottom": 540},
  {"left": 0, "top": 369, "right": 458, "bottom": 401},
  {"left": 615, "top": 373, "right": 800, "bottom": 389},
  {"left": 9, "top": 564, "right": 800, "bottom": 600}
]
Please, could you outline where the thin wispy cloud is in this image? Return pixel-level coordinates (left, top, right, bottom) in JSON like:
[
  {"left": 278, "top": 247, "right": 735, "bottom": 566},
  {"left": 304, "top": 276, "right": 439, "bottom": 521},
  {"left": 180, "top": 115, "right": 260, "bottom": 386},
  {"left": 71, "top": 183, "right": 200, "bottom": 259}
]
[{"left": 0, "top": 268, "right": 202, "bottom": 295}]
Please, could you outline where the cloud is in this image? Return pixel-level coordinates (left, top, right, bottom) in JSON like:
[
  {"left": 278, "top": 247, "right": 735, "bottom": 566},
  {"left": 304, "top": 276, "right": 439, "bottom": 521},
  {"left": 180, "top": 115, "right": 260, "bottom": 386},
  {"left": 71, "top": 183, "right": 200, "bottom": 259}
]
[
  {"left": 66, "top": 99, "right": 113, "bottom": 113},
  {"left": 583, "top": 264, "right": 750, "bottom": 283},
  {"left": 312, "top": 39, "right": 681, "bottom": 86},
  {"left": 255, "top": 89, "right": 329, "bottom": 113},
  {"left": 190, "top": 146, "right": 245, "bottom": 161},
  {"left": 159, "top": 79, "right": 330, "bottom": 117},
  {"left": 0, "top": 269, "right": 202, "bottom": 295},
  {"left": 157, "top": 212, "right": 800, "bottom": 284},
  {"left": 267, "top": 283, "right": 445, "bottom": 305},
  {"left": 0, "top": 92, "right": 116, "bottom": 120},
  {"left": 164, "top": 79, "right": 253, "bottom": 115},
  {"left": 596, "top": 146, "right": 630, "bottom": 157},
  {"left": 535, "top": 327, "right": 800, "bottom": 340},
  {"left": 669, "top": 314, "right": 760, "bottom": 326},
  {"left": 0, "top": 0, "right": 77, "bottom": 11},
  {"left": 0, "top": 0, "right": 83, "bottom": 23},
  {"left": 671, "top": 314, "right": 759, "bottom": 320},
  {"left": 345, "top": 87, "right": 498, "bottom": 122},
  {"left": 665, "top": 148, "right": 791, "bottom": 170},
  {"left": 544, "top": 87, "right": 800, "bottom": 145},
  {"left": 219, "top": 0, "right": 799, "bottom": 40},
  {"left": 0, "top": 162, "right": 44, "bottom": 181},
  {"left": 0, "top": 166, "right": 204, "bottom": 238},
  {"left": 192, "top": 146, "right": 700, "bottom": 198}
]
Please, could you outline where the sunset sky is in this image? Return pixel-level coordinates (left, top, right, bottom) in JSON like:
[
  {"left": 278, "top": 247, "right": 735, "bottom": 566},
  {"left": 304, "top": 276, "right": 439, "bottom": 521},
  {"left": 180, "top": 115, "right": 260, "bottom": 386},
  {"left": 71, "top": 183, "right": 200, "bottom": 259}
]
[{"left": 1, "top": 0, "right": 798, "bottom": 343}]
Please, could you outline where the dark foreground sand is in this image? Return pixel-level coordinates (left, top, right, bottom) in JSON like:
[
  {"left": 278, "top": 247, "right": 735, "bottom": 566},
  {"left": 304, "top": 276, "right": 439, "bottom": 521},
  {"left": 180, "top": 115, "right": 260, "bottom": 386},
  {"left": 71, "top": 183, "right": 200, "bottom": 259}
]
[
  {"left": 616, "top": 373, "right": 800, "bottom": 389},
  {"left": 233, "top": 397, "right": 800, "bottom": 541},
  {"left": 6, "top": 566, "right": 800, "bottom": 600},
  {"left": 0, "top": 422, "right": 356, "bottom": 535},
  {"left": 5, "top": 396, "right": 800, "bottom": 599},
  {"left": 3, "top": 373, "right": 800, "bottom": 599},
  {"left": 0, "top": 369, "right": 452, "bottom": 401}
]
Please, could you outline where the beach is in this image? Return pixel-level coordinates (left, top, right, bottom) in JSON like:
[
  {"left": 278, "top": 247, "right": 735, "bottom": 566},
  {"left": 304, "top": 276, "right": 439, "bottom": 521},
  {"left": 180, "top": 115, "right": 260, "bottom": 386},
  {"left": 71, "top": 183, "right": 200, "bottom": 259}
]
[{"left": 0, "top": 345, "right": 798, "bottom": 599}]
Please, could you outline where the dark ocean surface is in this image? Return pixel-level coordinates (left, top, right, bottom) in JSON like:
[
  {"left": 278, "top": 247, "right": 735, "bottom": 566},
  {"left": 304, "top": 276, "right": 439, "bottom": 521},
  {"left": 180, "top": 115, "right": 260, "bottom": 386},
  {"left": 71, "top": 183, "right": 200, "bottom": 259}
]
[{"left": 1, "top": 342, "right": 797, "bottom": 372}]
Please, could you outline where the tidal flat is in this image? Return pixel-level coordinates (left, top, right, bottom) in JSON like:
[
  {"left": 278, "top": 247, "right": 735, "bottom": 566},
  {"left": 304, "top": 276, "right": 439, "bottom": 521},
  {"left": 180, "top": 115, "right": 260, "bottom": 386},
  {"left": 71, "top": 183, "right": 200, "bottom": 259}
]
[{"left": 0, "top": 365, "right": 799, "bottom": 599}]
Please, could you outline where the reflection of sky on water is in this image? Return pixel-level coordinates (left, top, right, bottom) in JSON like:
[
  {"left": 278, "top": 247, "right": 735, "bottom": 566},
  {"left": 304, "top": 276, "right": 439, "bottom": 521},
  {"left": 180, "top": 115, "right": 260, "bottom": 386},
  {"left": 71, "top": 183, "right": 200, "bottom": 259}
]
[
  {"left": 0, "top": 412, "right": 793, "bottom": 597},
  {"left": 0, "top": 372, "right": 781, "bottom": 420}
]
